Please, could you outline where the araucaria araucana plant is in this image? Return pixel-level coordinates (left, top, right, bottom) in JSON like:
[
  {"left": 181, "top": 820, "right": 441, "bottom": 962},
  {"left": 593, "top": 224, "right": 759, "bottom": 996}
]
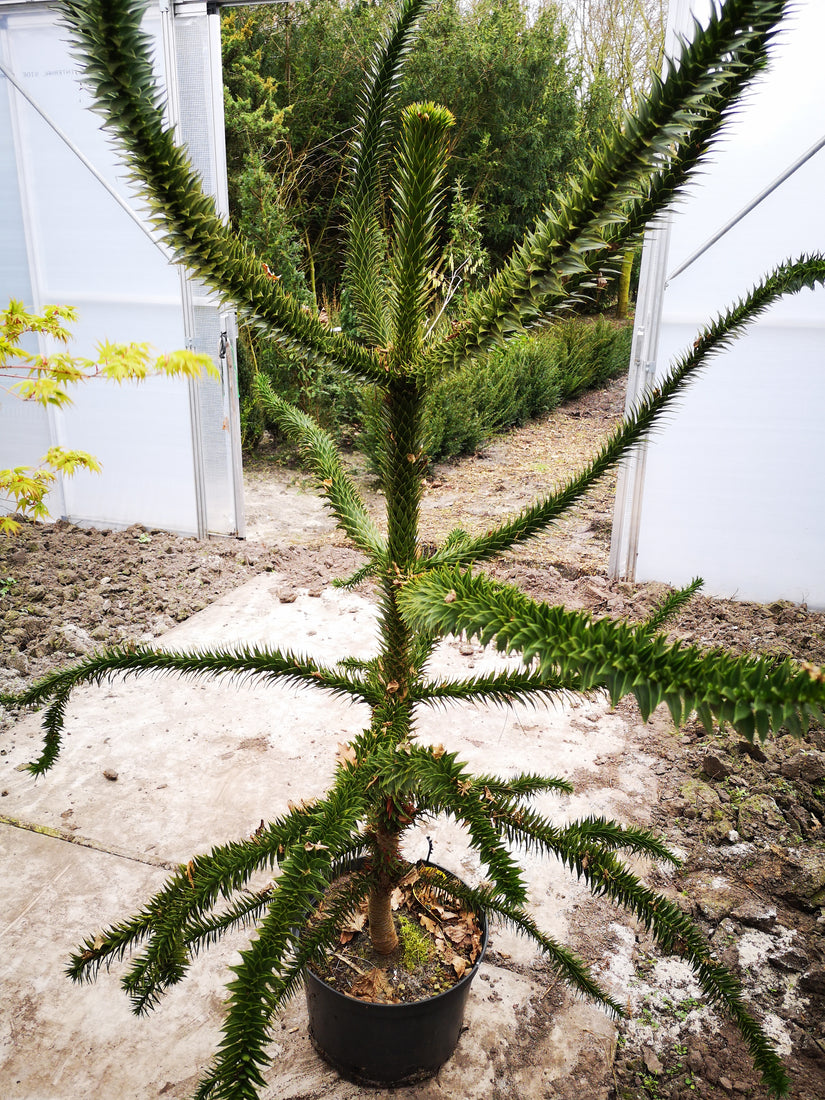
[{"left": 13, "top": 2, "right": 825, "bottom": 1097}]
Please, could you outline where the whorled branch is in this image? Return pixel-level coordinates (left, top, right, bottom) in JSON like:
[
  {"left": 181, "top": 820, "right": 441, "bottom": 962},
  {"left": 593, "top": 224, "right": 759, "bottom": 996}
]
[
  {"left": 192, "top": 847, "right": 375, "bottom": 1100},
  {"left": 254, "top": 375, "right": 386, "bottom": 558},
  {"left": 400, "top": 565, "right": 825, "bottom": 742},
  {"left": 344, "top": 0, "right": 437, "bottom": 346},
  {"left": 16, "top": 643, "right": 377, "bottom": 774},
  {"left": 59, "top": 0, "right": 384, "bottom": 384},
  {"left": 67, "top": 784, "right": 368, "bottom": 993},
  {"left": 419, "top": 870, "right": 623, "bottom": 1016},
  {"left": 420, "top": 0, "right": 793, "bottom": 378}
]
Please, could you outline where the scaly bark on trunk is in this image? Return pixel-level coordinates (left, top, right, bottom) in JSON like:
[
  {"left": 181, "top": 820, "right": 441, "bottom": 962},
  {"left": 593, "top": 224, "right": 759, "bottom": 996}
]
[
  {"left": 368, "top": 885, "right": 399, "bottom": 954},
  {"left": 368, "top": 823, "right": 401, "bottom": 954}
]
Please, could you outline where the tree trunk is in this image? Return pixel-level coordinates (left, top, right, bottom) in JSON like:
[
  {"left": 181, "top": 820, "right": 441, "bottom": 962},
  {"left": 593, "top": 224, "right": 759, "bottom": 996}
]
[
  {"left": 616, "top": 249, "right": 633, "bottom": 319},
  {"left": 304, "top": 230, "right": 316, "bottom": 304},
  {"left": 368, "top": 886, "right": 399, "bottom": 954},
  {"left": 368, "top": 822, "right": 402, "bottom": 954}
]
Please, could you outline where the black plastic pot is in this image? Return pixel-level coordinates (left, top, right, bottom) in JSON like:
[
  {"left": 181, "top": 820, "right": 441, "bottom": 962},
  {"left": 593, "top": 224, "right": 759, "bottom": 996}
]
[{"left": 304, "top": 863, "right": 488, "bottom": 1087}]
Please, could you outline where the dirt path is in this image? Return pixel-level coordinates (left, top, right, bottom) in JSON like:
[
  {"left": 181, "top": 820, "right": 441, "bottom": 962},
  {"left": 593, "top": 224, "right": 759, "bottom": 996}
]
[{"left": 2, "top": 378, "right": 824, "bottom": 1100}]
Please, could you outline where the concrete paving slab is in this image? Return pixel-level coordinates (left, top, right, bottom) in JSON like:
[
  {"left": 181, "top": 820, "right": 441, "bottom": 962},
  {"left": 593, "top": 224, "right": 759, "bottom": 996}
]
[{"left": 1, "top": 573, "right": 657, "bottom": 1098}]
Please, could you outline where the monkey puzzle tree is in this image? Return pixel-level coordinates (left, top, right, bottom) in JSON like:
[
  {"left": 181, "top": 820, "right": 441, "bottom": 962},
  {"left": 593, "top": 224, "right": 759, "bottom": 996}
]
[{"left": 11, "top": 2, "right": 825, "bottom": 1098}]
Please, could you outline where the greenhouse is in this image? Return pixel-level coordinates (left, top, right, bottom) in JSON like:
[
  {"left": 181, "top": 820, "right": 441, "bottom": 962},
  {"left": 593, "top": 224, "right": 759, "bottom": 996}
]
[
  {"left": 610, "top": 0, "right": 825, "bottom": 608},
  {"left": 0, "top": 0, "right": 244, "bottom": 537}
]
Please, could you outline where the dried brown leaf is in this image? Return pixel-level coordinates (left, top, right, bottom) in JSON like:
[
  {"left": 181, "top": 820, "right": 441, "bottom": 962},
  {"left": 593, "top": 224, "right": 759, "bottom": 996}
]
[
  {"left": 336, "top": 742, "right": 358, "bottom": 768},
  {"left": 340, "top": 909, "right": 367, "bottom": 934},
  {"left": 287, "top": 797, "right": 316, "bottom": 813},
  {"left": 398, "top": 866, "right": 421, "bottom": 889},
  {"left": 350, "top": 967, "right": 393, "bottom": 1001},
  {"left": 419, "top": 913, "right": 439, "bottom": 936},
  {"left": 390, "top": 887, "right": 405, "bottom": 911}
]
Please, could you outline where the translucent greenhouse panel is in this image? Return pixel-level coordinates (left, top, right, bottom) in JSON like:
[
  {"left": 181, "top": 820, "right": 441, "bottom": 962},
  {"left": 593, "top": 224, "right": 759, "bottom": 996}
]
[
  {"left": 610, "top": 0, "right": 825, "bottom": 609},
  {"left": 0, "top": 48, "right": 29, "bottom": 304},
  {"left": 173, "top": 9, "right": 243, "bottom": 536},
  {"left": 0, "top": 41, "right": 54, "bottom": 516},
  {"left": 0, "top": 1, "right": 243, "bottom": 536},
  {"left": 58, "top": 374, "right": 199, "bottom": 534}
]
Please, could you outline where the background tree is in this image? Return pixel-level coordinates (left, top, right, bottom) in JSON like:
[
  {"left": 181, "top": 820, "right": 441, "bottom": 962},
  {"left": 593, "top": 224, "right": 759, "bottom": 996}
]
[
  {"left": 222, "top": 0, "right": 594, "bottom": 287},
  {"left": 222, "top": 8, "right": 308, "bottom": 300},
  {"left": 222, "top": 0, "right": 603, "bottom": 447},
  {"left": 400, "top": 0, "right": 584, "bottom": 267},
  {"left": 439, "top": 178, "right": 489, "bottom": 304},
  {"left": 561, "top": 0, "right": 668, "bottom": 315},
  {"left": 562, "top": 0, "right": 667, "bottom": 112},
  {"left": 222, "top": 8, "right": 318, "bottom": 448},
  {"left": 223, "top": 1, "right": 385, "bottom": 294}
]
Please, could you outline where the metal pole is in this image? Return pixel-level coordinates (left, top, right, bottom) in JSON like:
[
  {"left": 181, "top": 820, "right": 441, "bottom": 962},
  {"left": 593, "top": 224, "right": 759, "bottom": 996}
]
[
  {"left": 667, "top": 133, "right": 825, "bottom": 282},
  {"left": 158, "top": 0, "right": 210, "bottom": 540}
]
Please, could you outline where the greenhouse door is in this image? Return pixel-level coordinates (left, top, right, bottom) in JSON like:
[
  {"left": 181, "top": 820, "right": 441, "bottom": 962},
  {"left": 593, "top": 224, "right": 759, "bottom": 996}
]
[
  {"left": 610, "top": 0, "right": 825, "bottom": 608},
  {"left": 0, "top": 0, "right": 244, "bottom": 537}
]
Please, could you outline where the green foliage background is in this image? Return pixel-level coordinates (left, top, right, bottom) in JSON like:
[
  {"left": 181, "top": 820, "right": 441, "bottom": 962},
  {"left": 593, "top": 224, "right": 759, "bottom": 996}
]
[
  {"left": 223, "top": 1, "right": 626, "bottom": 457},
  {"left": 361, "top": 317, "right": 632, "bottom": 464},
  {"left": 222, "top": 0, "right": 618, "bottom": 290}
]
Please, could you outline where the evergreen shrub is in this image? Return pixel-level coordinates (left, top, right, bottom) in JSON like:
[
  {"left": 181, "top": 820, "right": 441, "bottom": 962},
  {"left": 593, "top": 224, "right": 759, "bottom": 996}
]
[{"left": 360, "top": 317, "right": 632, "bottom": 464}]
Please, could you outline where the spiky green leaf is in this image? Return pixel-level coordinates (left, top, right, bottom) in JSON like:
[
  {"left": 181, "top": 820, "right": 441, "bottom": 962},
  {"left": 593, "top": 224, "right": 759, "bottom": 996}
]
[{"left": 400, "top": 566, "right": 825, "bottom": 744}]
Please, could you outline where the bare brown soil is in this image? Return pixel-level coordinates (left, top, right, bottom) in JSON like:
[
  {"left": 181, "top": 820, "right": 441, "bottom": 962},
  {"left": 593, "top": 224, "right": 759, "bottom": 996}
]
[{"left": 1, "top": 374, "right": 824, "bottom": 1099}]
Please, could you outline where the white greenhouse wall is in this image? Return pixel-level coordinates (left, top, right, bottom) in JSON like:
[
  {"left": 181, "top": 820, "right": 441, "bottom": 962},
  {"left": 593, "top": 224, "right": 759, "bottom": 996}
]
[
  {"left": 610, "top": 0, "right": 825, "bottom": 609},
  {"left": 0, "top": 0, "right": 244, "bottom": 536}
]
